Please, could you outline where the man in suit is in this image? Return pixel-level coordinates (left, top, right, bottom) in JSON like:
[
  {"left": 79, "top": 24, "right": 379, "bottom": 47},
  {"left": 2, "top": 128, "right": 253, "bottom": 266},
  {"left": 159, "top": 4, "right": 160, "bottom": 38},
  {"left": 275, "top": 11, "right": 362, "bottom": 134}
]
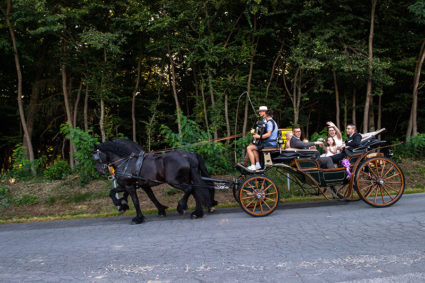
[
  {"left": 329, "top": 123, "right": 362, "bottom": 165},
  {"left": 290, "top": 126, "right": 323, "bottom": 149}
]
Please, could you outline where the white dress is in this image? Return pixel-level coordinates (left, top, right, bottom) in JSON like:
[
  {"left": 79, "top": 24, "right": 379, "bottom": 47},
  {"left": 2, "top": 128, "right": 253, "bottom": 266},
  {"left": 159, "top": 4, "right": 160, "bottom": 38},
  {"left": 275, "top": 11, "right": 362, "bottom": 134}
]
[
  {"left": 333, "top": 136, "right": 343, "bottom": 154},
  {"left": 325, "top": 146, "right": 338, "bottom": 157},
  {"left": 334, "top": 136, "right": 343, "bottom": 147}
]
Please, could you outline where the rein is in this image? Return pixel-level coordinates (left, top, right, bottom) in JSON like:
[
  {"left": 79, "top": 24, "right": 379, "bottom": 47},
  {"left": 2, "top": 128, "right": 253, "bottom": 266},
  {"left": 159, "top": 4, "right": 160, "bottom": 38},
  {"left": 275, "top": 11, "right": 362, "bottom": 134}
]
[{"left": 148, "top": 133, "right": 245, "bottom": 154}]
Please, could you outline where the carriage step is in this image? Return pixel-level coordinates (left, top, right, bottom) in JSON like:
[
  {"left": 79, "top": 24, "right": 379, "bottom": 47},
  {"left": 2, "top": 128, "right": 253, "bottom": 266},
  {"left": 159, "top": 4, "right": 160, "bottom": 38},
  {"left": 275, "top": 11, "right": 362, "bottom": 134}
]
[{"left": 235, "top": 163, "right": 265, "bottom": 173}]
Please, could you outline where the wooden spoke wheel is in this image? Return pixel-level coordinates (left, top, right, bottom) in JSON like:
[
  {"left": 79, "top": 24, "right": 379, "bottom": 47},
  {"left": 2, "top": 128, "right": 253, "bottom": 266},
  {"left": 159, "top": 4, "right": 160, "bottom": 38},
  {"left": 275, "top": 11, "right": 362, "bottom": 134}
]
[
  {"left": 354, "top": 157, "right": 405, "bottom": 207},
  {"left": 238, "top": 175, "right": 280, "bottom": 217}
]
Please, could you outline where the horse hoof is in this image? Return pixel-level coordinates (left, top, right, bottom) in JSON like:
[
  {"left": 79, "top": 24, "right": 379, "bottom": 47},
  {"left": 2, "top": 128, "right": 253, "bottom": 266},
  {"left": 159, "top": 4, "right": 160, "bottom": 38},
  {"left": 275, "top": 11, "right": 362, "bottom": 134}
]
[
  {"left": 158, "top": 211, "right": 167, "bottom": 217},
  {"left": 208, "top": 207, "right": 216, "bottom": 213},
  {"left": 118, "top": 204, "right": 129, "bottom": 213},
  {"left": 191, "top": 211, "right": 203, "bottom": 219},
  {"left": 131, "top": 216, "right": 145, "bottom": 225},
  {"left": 178, "top": 200, "right": 188, "bottom": 210},
  {"left": 177, "top": 204, "right": 185, "bottom": 215}
]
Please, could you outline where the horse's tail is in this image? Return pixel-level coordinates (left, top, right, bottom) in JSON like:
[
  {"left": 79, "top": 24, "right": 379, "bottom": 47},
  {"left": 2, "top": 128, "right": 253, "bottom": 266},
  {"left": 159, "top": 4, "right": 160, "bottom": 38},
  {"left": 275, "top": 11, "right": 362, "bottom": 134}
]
[
  {"left": 194, "top": 153, "right": 218, "bottom": 207},
  {"left": 195, "top": 153, "right": 210, "bottom": 177},
  {"left": 189, "top": 158, "right": 211, "bottom": 207}
]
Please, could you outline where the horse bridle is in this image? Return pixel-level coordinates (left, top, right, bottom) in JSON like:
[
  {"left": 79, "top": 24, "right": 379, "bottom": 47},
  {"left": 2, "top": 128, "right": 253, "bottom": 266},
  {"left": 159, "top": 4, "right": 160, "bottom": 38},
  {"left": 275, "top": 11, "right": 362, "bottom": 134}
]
[
  {"left": 93, "top": 149, "right": 138, "bottom": 176},
  {"left": 93, "top": 149, "right": 109, "bottom": 171}
]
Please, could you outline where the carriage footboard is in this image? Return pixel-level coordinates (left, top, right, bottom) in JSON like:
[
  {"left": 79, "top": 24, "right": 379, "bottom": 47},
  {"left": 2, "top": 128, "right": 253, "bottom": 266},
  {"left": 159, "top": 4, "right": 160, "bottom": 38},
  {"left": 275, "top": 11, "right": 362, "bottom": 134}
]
[{"left": 201, "top": 177, "right": 234, "bottom": 190}]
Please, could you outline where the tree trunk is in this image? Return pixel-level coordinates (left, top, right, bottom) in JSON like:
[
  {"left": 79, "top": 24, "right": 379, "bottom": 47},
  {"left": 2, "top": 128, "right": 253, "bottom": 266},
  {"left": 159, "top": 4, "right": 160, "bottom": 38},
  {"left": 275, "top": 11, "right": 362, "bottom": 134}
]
[
  {"left": 266, "top": 41, "right": 284, "bottom": 99},
  {"left": 73, "top": 80, "right": 83, "bottom": 128},
  {"left": 343, "top": 93, "right": 348, "bottom": 128},
  {"left": 61, "top": 64, "right": 74, "bottom": 168},
  {"left": 224, "top": 91, "right": 231, "bottom": 138},
  {"left": 377, "top": 94, "right": 382, "bottom": 139},
  {"left": 84, "top": 84, "right": 89, "bottom": 131},
  {"left": 282, "top": 67, "right": 301, "bottom": 125},
  {"left": 406, "top": 39, "right": 425, "bottom": 141},
  {"left": 168, "top": 44, "right": 182, "bottom": 138},
  {"left": 207, "top": 69, "right": 218, "bottom": 139},
  {"left": 243, "top": 16, "right": 257, "bottom": 135},
  {"left": 333, "top": 70, "right": 341, "bottom": 129},
  {"left": 363, "top": 0, "right": 377, "bottom": 133},
  {"left": 132, "top": 56, "right": 142, "bottom": 142},
  {"left": 99, "top": 48, "right": 107, "bottom": 142},
  {"left": 199, "top": 77, "right": 210, "bottom": 135},
  {"left": 368, "top": 96, "right": 375, "bottom": 132},
  {"left": 295, "top": 70, "right": 303, "bottom": 125},
  {"left": 100, "top": 98, "right": 105, "bottom": 142},
  {"left": 23, "top": 77, "right": 42, "bottom": 159},
  {"left": 4, "top": 0, "right": 36, "bottom": 175},
  {"left": 352, "top": 88, "right": 357, "bottom": 125}
]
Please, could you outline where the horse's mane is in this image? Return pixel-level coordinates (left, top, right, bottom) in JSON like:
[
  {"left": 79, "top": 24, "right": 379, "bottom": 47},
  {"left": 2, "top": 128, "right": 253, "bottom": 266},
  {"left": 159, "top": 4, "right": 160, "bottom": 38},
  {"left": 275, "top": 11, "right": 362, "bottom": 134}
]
[
  {"left": 112, "top": 138, "right": 144, "bottom": 152},
  {"left": 98, "top": 141, "right": 134, "bottom": 157}
]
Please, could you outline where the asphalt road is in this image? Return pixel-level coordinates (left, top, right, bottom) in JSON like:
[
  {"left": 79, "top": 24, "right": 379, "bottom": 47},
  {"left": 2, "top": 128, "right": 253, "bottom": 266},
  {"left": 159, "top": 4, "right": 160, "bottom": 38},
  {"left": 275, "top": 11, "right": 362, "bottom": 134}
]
[{"left": 1, "top": 193, "right": 425, "bottom": 282}]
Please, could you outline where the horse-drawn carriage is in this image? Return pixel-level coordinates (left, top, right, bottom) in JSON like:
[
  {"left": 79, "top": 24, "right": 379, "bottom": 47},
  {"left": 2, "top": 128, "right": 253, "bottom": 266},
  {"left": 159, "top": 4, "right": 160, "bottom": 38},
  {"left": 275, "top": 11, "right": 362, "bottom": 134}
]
[
  {"left": 93, "top": 129, "right": 404, "bottom": 224},
  {"left": 220, "top": 129, "right": 405, "bottom": 217}
]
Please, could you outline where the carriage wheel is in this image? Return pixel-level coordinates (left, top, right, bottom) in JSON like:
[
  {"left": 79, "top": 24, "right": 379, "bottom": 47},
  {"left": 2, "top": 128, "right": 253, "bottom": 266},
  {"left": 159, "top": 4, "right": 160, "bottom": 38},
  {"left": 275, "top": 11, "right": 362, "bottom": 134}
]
[
  {"left": 238, "top": 175, "right": 280, "bottom": 217},
  {"left": 354, "top": 157, "right": 405, "bottom": 207}
]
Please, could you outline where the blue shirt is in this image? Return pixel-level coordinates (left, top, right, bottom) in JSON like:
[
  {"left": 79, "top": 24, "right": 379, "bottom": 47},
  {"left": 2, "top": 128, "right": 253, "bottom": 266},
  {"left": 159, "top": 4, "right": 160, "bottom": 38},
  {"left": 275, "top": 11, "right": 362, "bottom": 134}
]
[{"left": 265, "top": 118, "right": 278, "bottom": 145}]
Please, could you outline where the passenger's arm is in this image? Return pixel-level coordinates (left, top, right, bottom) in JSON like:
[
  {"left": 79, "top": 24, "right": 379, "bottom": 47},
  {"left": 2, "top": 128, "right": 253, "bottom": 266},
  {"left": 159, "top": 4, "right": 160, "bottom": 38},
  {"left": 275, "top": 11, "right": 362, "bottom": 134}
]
[{"left": 291, "top": 138, "right": 316, "bottom": 149}]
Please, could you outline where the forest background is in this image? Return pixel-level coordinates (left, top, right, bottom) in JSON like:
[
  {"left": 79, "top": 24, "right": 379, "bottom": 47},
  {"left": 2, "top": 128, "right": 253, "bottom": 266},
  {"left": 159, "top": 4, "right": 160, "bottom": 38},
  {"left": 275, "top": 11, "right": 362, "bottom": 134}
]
[{"left": 1, "top": 0, "right": 425, "bottom": 180}]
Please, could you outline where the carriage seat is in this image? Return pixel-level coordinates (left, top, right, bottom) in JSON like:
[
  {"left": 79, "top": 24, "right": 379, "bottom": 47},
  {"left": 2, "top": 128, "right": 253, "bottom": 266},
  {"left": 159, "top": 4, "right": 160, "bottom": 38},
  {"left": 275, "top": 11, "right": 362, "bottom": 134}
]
[
  {"left": 345, "top": 128, "right": 387, "bottom": 156},
  {"left": 271, "top": 149, "right": 320, "bottom": 163}
]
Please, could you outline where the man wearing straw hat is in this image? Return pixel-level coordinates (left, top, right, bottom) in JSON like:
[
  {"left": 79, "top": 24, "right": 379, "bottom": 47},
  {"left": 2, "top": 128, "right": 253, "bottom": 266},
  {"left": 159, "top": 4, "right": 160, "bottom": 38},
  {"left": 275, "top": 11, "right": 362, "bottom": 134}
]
[{"left": 245, "top": 106, "right": 278, "bottom": 171}]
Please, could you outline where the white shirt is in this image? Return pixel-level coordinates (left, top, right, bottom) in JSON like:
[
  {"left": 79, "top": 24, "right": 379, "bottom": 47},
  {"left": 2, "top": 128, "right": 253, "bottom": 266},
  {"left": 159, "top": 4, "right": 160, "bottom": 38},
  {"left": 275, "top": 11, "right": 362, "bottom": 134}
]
[
  {"left": 325, "top": 146, "right": 337, "bottom": 157},
  {"left": 333, "top": 136, "right": 343, "bottom": 147}
]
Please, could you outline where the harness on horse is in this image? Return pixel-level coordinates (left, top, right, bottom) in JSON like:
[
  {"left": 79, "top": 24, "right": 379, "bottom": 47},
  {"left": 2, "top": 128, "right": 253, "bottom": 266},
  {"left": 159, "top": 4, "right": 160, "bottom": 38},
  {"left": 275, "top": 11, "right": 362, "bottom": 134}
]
[{"left": 94, "top": 149, "right": 148, "bottom": 185}]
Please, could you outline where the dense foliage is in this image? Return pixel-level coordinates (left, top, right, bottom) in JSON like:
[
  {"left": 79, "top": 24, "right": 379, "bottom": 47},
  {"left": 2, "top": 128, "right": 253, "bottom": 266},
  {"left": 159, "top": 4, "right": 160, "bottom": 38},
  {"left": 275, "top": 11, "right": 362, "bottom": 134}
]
[{"left": 1, "top": 0, "right": 424, "bottom": 175}]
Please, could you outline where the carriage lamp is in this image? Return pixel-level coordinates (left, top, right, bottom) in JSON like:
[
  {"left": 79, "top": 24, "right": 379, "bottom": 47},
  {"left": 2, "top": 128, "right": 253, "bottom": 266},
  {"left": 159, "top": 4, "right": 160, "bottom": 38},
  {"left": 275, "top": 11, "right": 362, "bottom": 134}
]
[{"left": 108, "top": 166, "right": 115, "bottom": 175}]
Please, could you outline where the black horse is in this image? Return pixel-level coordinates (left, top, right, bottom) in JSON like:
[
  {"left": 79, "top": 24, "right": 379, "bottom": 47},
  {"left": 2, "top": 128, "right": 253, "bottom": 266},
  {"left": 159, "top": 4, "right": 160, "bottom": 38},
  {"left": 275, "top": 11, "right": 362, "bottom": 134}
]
[
  {"left": 109, "top": 139, "right": 168, "bottom": 216},
  {"left": 110, "top": 139, "right": 217, "bottom": 215},
  {"left": 93, "top": 140, "right": 212, "bottom": 224}
]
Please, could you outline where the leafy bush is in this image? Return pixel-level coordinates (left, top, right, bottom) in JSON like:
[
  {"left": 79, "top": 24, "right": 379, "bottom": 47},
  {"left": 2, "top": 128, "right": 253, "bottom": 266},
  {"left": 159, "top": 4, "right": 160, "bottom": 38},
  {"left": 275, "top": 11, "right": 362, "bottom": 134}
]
[
  {"left": 9, "top": 144, "right": 41, "bottom": 178},
  {"left": 60, "top": 123, "right": 99, "bottom": 184},
  {"left": 0, "top": 187, "right": 13, "bottom": 210},
  {"left": 161, "top": 114, "right": 237, "bottom": 174},
  {"left": 310, "top": 127, "right": 329, "bottom": 143},
  {"left": 44, "top": 160, "right": 71, "bottom": 180},
  {"left": 14, "top": 194, "right": 39, "bottom": 206},
  {"left": 393, "top": 133, "right": 425, "bottom": 158}
]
